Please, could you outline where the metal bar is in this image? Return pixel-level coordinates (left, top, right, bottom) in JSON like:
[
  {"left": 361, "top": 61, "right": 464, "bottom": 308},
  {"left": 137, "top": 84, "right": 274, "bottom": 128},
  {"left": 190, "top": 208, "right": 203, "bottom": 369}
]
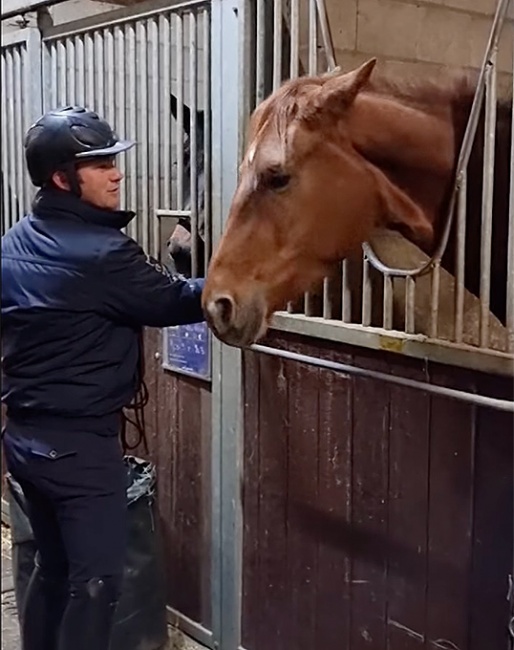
[
  {"left": 405, "top": 276, "right": 416, "bottom": 334},
  {"left": 126, "top": 22, "right": 137, "bottom": 237},
  {"left": 85, "top": 32, "right": 94, "bottom": 109},
  {"left": 383, "top": 274, "right": 393, "bottom": 330},
  {"left": 2, "top": 55, "right": 10, "bottom": 233},
  {"left": 429, "top": 263, "right": 440, "bottom": 339},
  {"left": 290, "top": 0, "right": 299, "bottom": 78},
  {"left": 162, "top": 13, "right": 171, "bottom": 210},
  {"left": 314, "top": 0, "right": 336, "bottom": 70},
  {"left": 150, "top": 16, "right": 160, "bottom": 258},
  {"left": 362, "top": 257, "right": 372, "bottom": 326},
  {"left": 13, "top": 45, "right": 24, "bottom": 222},
  {"left": 176, "top": 11, "right": 184, "bottom": 210},
  {"left": 251, "top": 344, "right": 514, "bottom": 413},
  {"left": 137, "top": 20, "right": 149, "bottom": 250},
  {"left": 308, "top": 0, "right": 317, "bottom": 74},
  {"left": 202, "top": 7, "right": 211, "bottom": 271},
  {"left": 454, "top": 173, "right": 467, "bottom": 343},
  {"left": 114, "top": 26, "right": 126, "bottom": 210},
  {"left": 76, "top": 35, "right": 85, "bottom": 107},
  {"left": 255, "top": 0, "right": 265, "bottom": 103},
  {"left": 479, "top": 51, "right": 497, "bottom": 348},
  {"left": 58, "top": 38, "right": 66, "bottom": 104},
  {"left": 210, "top": 2, "right": 243, "bottom": 648},
  {"left": 189, "top": 10, "right": 199, "bottom": 278},
  {"left": 272, "top": 0, "right": 283, "bottom": 90},
  {"left": 105, "top": 29, "right": 115, "bottom": 127},
  {"left": 7, "top": 49, "right": 17, "bottom": 231},
  {"left": 323, "top": 277, "right": 333, "bottom": 319},
  {"left": 166, "top": 607, "right": 215, "bottom": 649},
  {"left": 341, "top": 259, "right": 352, "bottom": 323},
  {"left": 94, "top": 31, "right": 105, "bottom": 114},
  {"left": 66, "top": 37, "right": 76, "bottom": 105}
]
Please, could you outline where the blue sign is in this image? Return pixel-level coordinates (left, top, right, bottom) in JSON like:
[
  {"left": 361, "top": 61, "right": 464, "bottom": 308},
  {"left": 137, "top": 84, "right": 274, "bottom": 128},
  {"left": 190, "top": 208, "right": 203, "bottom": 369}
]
[{"left": 164, "top": 321, "right": 211, "bottom": 380}]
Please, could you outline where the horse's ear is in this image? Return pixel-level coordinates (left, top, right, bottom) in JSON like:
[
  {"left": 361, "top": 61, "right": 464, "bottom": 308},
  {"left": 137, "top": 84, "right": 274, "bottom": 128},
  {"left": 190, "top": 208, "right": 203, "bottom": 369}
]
[
  {"left": 318, "top": 58, "right": 377, "bottom": 111},
  {"left": 371, "top": 164, "right": 434, "bottom": 250}
]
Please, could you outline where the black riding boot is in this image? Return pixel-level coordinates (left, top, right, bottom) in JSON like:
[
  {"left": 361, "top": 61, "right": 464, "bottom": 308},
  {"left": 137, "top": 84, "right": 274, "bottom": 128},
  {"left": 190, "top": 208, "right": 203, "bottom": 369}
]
[
  {"left": 21, "top": 565, "right": 68, "bottom": 650},
  {"left": 57, "top": 576, "right": 120, "bottom": 650}
]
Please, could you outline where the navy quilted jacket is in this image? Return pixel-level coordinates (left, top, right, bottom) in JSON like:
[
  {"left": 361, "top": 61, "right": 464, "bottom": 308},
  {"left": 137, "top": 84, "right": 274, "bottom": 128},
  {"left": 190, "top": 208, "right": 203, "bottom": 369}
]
[{"left": 1, "top": 187, "right": 204, "bottom": 432}]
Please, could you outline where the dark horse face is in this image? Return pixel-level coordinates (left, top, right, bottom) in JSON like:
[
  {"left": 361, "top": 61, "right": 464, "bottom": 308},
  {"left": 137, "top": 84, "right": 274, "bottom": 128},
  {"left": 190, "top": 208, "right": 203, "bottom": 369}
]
[{"left": 166, "top": 93, "right": 207, "bottom": 277}]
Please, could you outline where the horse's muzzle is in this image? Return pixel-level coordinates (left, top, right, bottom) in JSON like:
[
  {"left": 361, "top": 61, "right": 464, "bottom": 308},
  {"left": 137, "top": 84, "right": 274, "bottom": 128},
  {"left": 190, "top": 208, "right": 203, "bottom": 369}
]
[{"left": 203, "top": 291, "right": 267, "bottom": 348}]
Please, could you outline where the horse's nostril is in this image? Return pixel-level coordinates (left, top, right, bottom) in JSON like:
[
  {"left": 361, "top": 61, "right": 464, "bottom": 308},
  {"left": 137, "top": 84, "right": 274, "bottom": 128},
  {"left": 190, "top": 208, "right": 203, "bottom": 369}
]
[{"left": 214, "top": 295, "right": 234, "bottom": 326}]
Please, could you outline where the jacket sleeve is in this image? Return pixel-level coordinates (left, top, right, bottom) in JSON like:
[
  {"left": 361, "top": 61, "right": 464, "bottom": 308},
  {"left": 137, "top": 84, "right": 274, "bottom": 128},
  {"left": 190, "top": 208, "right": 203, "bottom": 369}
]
[{"left": 98, "top": 235, "right": 205, "bottom": 328}]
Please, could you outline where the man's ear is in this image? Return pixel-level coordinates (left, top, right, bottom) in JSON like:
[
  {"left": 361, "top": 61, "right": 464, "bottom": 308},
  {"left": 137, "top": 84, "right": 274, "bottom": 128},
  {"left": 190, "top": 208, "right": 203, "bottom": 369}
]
[{"left": 51, "top": 170, "right": 71, "bottom": 191}]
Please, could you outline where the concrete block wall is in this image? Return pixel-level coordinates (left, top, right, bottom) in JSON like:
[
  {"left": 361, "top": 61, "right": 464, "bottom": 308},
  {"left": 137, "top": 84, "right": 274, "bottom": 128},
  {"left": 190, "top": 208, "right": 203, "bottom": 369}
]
[{"left": 313, "top": 0, "right": 513, "bottom": 93}]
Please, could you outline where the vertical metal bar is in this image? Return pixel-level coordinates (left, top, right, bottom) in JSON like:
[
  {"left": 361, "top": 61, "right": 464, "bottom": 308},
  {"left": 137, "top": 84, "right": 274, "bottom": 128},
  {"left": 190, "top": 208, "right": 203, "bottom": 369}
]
[
  {"left": 308, "top": 0, "right": 317, "bottom": 74},
  {"left": 176, "top": 11, "right": 184, "bottom": 210},
  {"left": 1, "top": 53, "right": 10, "bottom": 233},
  {"left": 105, "top": 28, "right": 115, "bottom": 127},
  {"left": 57, "top": 39, "right": 66, "bottom": 104},
  {"left": 383, "top": 274, "right": 393, "bottom": 330},
  {"left": 189, "top": 10, "right": 199, "bottom": 278},
  {"left": 507, "top": 40, "right": 514, "bottom": 353},
  {"left": 24, "top": 28, "right": 42, "bottom": 210},
  {"left": 137, "top": 20, "right": 149, "bottom": 250},
  {"left": 94, "top": 31, "right": 104, "bottom": 115},
  {"left": 114, "top": 26, "right": 126, "bottom": 210},
  {"left": 430, "top": 263, "right": 440, "bottom": 338},
  {"left": 85, "top": 32, "right": 94, "bottom": 109},
  {"left": 454, "top": 173, "right": 467, "bottom": 343},
  {"left": 341, "top": 259, "right": 352, "bottom": 323},
  {"left": 290, "top": 0, "right": 299, "bottom": 78},
  {"left": 479, "top": 52, "right": 497, "bottom": 349},
  {"left": 66, "top": 37, "right": 76, "bottom": 105},
  {"left": 362, "top": 257, "right": 372, "bottom": 326},
  {"left": 13, "top": 46, "right": 24, "bottom": 222},
  {"left": 75, "top": 35, "right": 85, "bottom": 107},
  {"left": 7, "top": 49, "right": 17, "bottom": 230},
  {"left": 323, "top": 278, "right": 333, "bottom": 319},
  {"left": 203, "top": 7, "right": 211, "bottom": 271},
  {"left": 126, "top": 22, "right": 137, "bottom": 238},
  {"left": 162, "top": 13, "right": 171, "bottom": 210},
  {"left": 50, "top": 40, "right": 58, "bottom": 109},
  {"left": 210, "top": 1, "right": 244, "bottom": 647},
  {"left": 272, "top": 0, "right": 283, "bottom": 90},
  {"left": 405, "top": 276, "right": 416, "bottom": 334},
  {"left": 255, "top": 0, "right": 265, "bottom": 103},
  {"left": 314, "top": 0, "right": 336, "bottom": 70},
  {"left": 150, "top": 16, "right": 160, "bottom": 258}
]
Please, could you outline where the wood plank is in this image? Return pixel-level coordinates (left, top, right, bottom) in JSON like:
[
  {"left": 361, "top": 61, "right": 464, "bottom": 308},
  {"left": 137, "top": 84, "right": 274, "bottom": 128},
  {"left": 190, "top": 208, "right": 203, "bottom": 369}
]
[
  {"left": 350, "top": 350, "right": 390, "bottom": 650},
  {"left": 315, "top": 345, "right": 353, "bottom": 648},
  {"left": 241, "top": 349, "right": 261, "bottom": 650},
  {"left": 285, "top": 338, "right": 320, "bottom": 650},
  {"left": 387, "top": 356, "right": 430, "bottom": 650},
  {"left": 426, "top": 366, "right": 476, "bottom": 650},
  {"left": 469, "top": 375, "right": 513, "bottom": 650},
  {"left": 255, "top": 342, "right": 290, "bottom": 650}
]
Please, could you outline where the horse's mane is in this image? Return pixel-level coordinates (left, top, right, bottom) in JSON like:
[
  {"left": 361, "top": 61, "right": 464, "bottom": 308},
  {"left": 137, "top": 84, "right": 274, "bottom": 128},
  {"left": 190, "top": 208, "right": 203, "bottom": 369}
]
[{"left": 255, "top": 66, "right": 512, "bottom": 141}]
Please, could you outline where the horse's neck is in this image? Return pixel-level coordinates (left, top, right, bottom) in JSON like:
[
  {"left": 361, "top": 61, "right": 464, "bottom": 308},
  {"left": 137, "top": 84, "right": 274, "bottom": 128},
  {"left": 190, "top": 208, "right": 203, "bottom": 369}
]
[
  {"left": 345, "top": 91, "right": 461, "bottom": 235},
  {"left": 348, "top": 92, "right": 457, "bottom": 176}
]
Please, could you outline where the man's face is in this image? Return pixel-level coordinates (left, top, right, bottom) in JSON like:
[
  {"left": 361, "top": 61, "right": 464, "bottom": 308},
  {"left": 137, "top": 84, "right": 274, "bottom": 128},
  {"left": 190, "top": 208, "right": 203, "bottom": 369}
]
[{"left": 76, "top": 157, "right": 124, "bottom": 210}]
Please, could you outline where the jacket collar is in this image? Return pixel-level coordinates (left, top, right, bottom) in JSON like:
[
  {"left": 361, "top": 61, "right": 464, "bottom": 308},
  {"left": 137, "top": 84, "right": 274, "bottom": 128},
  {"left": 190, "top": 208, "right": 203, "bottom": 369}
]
[{"left": 32, "top": 187, "right": 136, "bottom": 231}]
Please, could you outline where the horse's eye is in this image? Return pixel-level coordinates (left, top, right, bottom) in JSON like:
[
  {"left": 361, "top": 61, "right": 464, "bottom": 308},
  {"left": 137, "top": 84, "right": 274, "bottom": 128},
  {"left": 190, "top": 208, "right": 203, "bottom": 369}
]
[{"left": 267, "top": 173, "right": 291, "bottom": 191}]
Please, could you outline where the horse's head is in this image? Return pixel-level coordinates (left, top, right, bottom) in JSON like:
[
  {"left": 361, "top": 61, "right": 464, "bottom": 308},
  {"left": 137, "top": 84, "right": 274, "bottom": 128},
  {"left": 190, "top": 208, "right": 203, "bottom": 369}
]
[
  {"left": 203, "top": 59, "right": 438, "bottom": 347},
  {"left": 167, "top": 93, "right": 206, "bottom": 277}
]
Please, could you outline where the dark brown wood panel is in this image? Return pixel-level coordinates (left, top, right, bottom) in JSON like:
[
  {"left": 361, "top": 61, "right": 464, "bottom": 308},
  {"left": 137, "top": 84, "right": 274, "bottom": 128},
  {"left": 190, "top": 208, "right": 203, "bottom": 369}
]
[
  {"left": 242, "top": 330, "right": 513, "bottom": 650},
  {"left": 129, "top": 328, "right": 212, "bottom": 630}
]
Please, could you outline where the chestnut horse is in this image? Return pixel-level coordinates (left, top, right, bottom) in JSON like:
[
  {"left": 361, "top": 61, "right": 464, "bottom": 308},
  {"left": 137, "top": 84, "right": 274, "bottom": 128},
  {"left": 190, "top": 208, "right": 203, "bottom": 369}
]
[{"left": 202, "top": 58, "right": 511, "bottom": 348}]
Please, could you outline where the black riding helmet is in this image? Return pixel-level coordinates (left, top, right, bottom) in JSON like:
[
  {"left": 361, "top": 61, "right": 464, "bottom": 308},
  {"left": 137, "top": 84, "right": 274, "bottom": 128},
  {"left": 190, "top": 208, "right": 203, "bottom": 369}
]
[{"left": 24, "top": 106, "right": 135, "bottom": 194}]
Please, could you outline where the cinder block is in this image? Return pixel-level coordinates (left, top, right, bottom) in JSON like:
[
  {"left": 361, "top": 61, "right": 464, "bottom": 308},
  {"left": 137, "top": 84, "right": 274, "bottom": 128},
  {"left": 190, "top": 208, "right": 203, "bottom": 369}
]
[
  {"left": 357, "top": 0, "right": 425, "bottom": 60},
  {"left": 420, "top": 0, "right": 498, "bottom": 17}
]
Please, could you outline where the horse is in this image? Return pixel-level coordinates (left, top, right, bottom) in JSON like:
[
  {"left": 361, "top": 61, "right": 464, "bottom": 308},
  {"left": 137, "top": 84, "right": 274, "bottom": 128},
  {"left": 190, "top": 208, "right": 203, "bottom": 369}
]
[
  {"left": 201, "top": 58, "right": 512, "bottom": 348},
  {"left": 166, "top": 93, "right": 208, "bottom": 278}
]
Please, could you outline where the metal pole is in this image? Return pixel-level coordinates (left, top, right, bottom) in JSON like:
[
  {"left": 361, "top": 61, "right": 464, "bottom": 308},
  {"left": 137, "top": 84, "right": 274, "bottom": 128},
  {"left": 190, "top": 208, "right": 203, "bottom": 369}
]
[{"left": 250, "top": 344, "right": 514, "bottom": 412}]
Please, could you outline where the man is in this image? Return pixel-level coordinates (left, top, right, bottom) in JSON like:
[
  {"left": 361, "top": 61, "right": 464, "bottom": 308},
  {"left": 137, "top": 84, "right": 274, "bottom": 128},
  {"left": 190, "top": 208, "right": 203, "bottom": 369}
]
[{"left": 1, "top": 106, "right": 205, "bottom": 650}]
